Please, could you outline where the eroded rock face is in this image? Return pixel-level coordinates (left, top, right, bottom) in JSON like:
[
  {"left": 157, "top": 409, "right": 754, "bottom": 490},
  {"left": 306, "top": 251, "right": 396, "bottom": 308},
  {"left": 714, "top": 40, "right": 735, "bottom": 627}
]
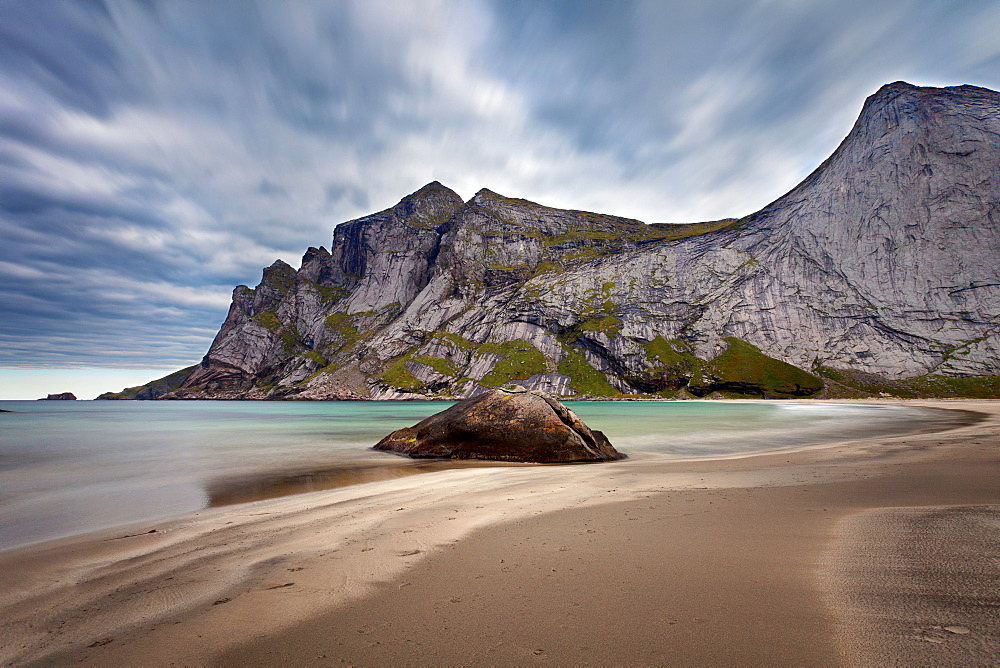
[{"left": 374, "top": 386, "right": 623, "bottom": 463}]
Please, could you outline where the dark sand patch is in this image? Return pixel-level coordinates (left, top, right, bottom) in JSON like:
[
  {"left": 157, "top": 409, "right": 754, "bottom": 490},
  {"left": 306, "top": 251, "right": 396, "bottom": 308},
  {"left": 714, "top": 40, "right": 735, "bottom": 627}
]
[
  {"left": 205, "top": 459, "right": 514, "bottom": 506},
  {"left": 826, "top": 505, "right": 1000, "bottom": 666}
]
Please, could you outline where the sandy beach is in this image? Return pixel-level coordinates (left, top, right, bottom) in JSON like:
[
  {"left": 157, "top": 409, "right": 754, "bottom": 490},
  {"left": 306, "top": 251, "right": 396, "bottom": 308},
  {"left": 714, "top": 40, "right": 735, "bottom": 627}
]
[{"left": 1, "top": 399, "right": 997, "bottom": 666}]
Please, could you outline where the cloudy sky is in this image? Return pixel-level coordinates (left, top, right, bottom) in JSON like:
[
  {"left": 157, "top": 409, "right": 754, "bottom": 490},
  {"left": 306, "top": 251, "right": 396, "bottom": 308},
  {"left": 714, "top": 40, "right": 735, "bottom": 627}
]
[{"left": 2, "top": 0, "right": 999, "bottom": 398}]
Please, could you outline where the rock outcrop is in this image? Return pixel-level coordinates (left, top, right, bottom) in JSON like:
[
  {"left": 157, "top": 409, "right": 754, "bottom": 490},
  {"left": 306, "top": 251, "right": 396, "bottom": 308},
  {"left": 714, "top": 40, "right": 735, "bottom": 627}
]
[
  {"left": 40, "top": 393, "right": 76, "bottom": 400},
  {"left": 374, "top": 386, "right": 623, "bottom": 462},
  {"left": 143, "top": 82, "right": 999, "bottom": 401}
]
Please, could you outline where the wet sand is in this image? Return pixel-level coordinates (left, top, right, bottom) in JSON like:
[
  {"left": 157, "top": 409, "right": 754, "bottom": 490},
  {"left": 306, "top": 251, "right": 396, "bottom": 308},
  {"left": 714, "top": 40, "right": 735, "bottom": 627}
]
[{"left": 1, "top": 399, "right": 997, "bottom": 666}]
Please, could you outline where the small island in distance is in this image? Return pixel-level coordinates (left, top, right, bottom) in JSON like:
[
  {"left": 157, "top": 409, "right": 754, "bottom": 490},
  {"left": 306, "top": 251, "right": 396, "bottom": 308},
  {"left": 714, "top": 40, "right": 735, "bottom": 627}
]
[
  {"left": 38, "top": 392, "right": 77, "bottom": 401},
  {"left": 100, "top": 82, "right": 1000, "bottom": 403}
]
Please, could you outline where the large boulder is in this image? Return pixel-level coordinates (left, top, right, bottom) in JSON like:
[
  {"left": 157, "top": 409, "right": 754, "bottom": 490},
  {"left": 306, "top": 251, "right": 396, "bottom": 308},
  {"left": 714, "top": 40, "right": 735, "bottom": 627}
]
[{"left": 374, "top": 386, "right": 623, "bottom": 463}]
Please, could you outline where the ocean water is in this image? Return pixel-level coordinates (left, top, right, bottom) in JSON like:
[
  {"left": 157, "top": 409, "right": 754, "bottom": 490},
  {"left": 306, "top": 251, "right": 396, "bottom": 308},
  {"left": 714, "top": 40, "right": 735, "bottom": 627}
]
[{"left": 0, "top": 399, "right": 962, "bottom": 550}]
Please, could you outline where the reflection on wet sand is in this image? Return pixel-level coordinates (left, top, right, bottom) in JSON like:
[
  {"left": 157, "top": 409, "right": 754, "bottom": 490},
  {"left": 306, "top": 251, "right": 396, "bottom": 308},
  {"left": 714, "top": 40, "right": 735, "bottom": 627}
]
[{"left": 206, "top": 459, "right": 523, "bottom": 507}]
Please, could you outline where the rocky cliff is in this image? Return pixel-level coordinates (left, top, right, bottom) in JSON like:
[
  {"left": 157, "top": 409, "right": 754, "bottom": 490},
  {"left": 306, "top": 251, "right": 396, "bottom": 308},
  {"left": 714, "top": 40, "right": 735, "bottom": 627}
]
[{"left": 141, "top": 82, "right": 998, "bottom": 400}]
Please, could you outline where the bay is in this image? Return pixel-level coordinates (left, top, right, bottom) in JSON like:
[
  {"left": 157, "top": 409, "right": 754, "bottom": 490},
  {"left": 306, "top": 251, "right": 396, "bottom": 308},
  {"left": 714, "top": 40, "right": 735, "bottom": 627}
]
[{"left": 0, "top": 399, "right": 960, "bottom": 550}]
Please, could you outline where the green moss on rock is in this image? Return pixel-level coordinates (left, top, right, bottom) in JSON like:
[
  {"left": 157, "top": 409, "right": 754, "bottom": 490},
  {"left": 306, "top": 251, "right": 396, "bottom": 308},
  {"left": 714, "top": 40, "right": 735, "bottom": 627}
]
[
  {"left": 303, "top": 351, "right": 327, "bottom": 366},
  {"left": 478, "top": 340, "right": 547, "bottom": 387},
  {"left": 533, "top": 260, "right": 560, "bottom": 275},
  {"left": 578, "top": 315, "right": 622, "bottom": 335},
  {"left": 557, "top": 347, "right": 619, "bottom": 397},
  {"left": 433, "top": 331, "right": 480, "bottom": 350},
  {"left": 643, "top": 336, "right": 691, "bottom": 369},
  {"left": 255, "top": 311, "right": 281, "bottom": 332},
  {"left": 325, "top": 312, "right": 360, "bottom": 340},
  {"left": 708, "top": 337, "right": 822, "bottom": 398},
  {"left": 815, "top": 366, "right": 1000, "bottom": 398},
  {"left": 311, "top": 283, "right": 350, "bottom": 303},
  {"left": 410, "top": 355, "right": 459, "bottom": 377},
  {"left": 380, "top": 359, "right": 424, "bottom": 391}
]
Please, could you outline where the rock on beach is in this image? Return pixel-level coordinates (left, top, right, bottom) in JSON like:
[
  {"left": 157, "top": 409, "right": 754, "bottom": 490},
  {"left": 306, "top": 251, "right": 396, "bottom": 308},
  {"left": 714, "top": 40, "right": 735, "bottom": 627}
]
[{"left": 374, "top": 385, "right": 623, "bottom": 463}]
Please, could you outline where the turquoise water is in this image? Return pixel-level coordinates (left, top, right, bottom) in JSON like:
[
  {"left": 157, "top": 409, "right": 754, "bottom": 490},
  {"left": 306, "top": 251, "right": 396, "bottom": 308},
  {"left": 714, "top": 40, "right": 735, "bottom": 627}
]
[{"left": 0, "top": 399, "right": 961, "bottom": 550}]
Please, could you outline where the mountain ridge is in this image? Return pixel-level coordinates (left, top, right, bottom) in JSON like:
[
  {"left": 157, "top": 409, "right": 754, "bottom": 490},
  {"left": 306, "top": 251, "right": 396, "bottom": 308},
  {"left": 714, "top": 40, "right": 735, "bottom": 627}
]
[{"left": 99, "top": 81, "right": 1000, "bottom": 401}]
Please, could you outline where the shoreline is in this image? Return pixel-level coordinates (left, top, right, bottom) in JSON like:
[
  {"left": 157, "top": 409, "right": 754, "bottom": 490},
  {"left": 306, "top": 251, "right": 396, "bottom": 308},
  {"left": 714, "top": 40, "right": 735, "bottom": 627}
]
[
  {"left": 1, "top": 399, "right": 997, "bottom": 665},
  {"left": 0, "top": 399, "right": 973, "bottom": 553}
]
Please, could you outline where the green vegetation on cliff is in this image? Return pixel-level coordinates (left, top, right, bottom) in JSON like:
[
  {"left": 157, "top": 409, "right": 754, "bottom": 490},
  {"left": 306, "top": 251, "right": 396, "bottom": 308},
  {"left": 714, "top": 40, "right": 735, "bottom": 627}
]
[
  {"left": 478, "top": 340, "right": 547, "bottom": 387},
  {"left": 643, "top": 336, "right": 699, "bottom": 372},
  {"left": 380, "top": 358, "right": 424, "bottom": 391},
  {"left": 325, "top": 312, "right": 360, "bottom": 340},
  {"left": 578, "top": 315, "right": 622, "bottom": 334},
  {"left": 254, "top": 310, "right": 303, "bottom": 354},
  {"left": 433, "top": 331, "right": 479, "bottom": 350},
  {"left": 377, "top": 338, "right": 548, "bottom": 393},
  {"left": 379, "top": 354, "right": 460, "bottom": 392},
  {"left": 544, "top": 216, "right": 741, "bottom": 248},
  {"left": 303, "top": 350, "right": 327, "bottom": 366},
  {"left": 816, "top": 366, "right": 1000, "bottom": 398},
  {"left": 706, "top": 337, "right": 823, "bottom": 398},
  {"left": 255, "top": 310, "right": 281, "bottom": 331},
  {"left": 557, "top": 347, "right": 620, "bottom": 397},
  {"left": 411, "top": 354, "right": 459, "bottom": 377}
]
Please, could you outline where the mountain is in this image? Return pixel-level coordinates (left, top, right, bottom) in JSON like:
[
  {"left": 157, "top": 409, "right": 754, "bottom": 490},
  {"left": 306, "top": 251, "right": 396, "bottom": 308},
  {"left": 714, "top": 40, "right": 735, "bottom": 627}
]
[{"left": 125, "top": 82, "right": 1000, "bottom": 400}]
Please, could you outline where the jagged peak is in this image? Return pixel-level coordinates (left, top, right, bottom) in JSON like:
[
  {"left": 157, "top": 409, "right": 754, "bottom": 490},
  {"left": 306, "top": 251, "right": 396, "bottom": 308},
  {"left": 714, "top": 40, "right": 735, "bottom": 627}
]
[
  {"left": 385, "top": 181, "right": 464, "bottom": 230},
  {"left": 471, "top": 188, "right": 543, "bottom": 209},
  {"left": 749, "top": 80, "right": 1000, "bottom": 220},
  {"left": 301, "top": 245, "right": 330, "bottom": 264},
  {"left": 872, "top": 80, "right": 997, "bottom": 97},
  {"left": 873, "top": 80, "right": 921, "bottom": 95},
  {"left": 336, "top": 182, "right": 463, "bottom": 229},
  {"left": 397, "top": 181, "right": 463, "bottom": 207},
  {"left": 410, "top": 180, "right": 458, "bottom": 197},
  {"left": 265, "top": 258, "right": 294, "bottom": 270},
  {"left": 261, "top": 259, "right": 296, "bottom": 283},
  {"left": 862, "top": 80, "right": 1000, "bottom": 116}
]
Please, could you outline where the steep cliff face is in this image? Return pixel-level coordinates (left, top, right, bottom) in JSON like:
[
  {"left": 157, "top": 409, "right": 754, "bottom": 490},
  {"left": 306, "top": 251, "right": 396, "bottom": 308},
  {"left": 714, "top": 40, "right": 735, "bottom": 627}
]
[{"left": 162, "top": 82, "right": 1000, "bottom": 400}]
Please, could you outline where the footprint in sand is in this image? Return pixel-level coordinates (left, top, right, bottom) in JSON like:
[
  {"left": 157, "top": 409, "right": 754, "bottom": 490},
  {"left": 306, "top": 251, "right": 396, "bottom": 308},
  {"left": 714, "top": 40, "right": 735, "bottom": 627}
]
[{"left": 915, "top": 625, "right": 970, "bottom": 643}]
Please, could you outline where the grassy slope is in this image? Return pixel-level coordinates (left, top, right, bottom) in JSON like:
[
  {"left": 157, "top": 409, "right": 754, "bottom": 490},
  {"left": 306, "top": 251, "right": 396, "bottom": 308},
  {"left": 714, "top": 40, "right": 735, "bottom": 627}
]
[
  {"left": 816, "top": 366, "right": 1000, "bottom": 399},
  {"left": 96, "top": 365, "right": 199, "bottom": 400}
]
